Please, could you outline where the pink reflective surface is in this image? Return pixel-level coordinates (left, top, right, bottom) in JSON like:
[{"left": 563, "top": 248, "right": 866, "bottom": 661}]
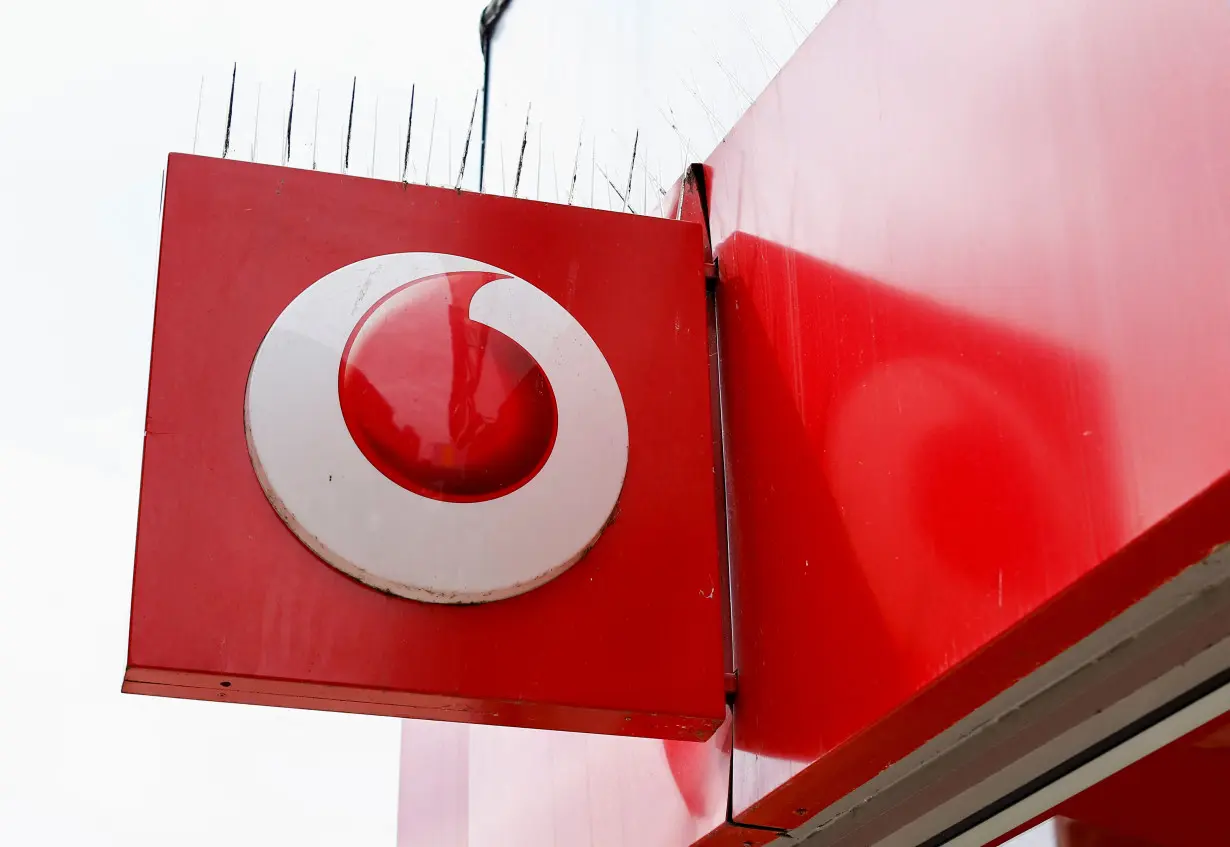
[
  {"left": 397, "top": 713, "right": 732, "bottom": 847},
  {"left": 704, "top": 0, "right": 1230, "bottom": 827}
]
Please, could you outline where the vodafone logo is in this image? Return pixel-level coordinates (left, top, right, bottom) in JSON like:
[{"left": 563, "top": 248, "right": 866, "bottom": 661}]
[{"left": 245, "top": 253, "right": 629, "bottom": 604}]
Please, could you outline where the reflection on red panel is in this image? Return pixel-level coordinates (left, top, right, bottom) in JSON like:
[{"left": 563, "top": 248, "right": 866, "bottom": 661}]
[
  {"left": 718, "top": 236, "right": 1118, "bottom": 766},
  {"left": 397, "top": 711, "right": 732, "bottom": 847},
  {"left": 398, "top": 721, "right": 469, "bottom": 847},
  {"left": 704, "top": 0, "right": 1230, "bottom": 829},
  {"left": 338, "top": 270, "right": 558, "bottom": 502}
]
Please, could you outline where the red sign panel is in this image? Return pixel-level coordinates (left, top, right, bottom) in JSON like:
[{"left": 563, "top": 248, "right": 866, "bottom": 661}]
[{"left": 125, "top": 154, "right": 725, "bottom": 740}]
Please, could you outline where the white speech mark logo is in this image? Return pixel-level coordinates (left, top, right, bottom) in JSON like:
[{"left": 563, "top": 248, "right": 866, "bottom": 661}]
[{"left": 245, "top": 253, "right": 629, "bottom": 603}]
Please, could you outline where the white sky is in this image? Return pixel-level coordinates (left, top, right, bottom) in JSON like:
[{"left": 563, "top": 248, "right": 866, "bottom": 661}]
[{"left": 0, "top": 2, "right": 487, "bottom": 844}]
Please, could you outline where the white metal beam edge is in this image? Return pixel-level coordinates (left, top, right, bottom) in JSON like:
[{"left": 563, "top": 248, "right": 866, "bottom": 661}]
[{"left": 941, "top": 677, "right": 1230, "bottom": 847}]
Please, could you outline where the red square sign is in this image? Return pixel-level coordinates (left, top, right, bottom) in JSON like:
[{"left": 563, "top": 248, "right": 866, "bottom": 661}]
[{"left": 124, "top": 154, "right": 725, "bottom": 740}]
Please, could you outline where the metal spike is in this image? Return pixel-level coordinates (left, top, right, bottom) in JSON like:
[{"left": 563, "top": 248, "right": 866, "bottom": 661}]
[
  {"left": 775, "top": 0, "right": 806, "bottom": 44},
  {"left": 251, "top": 83, "right": 261, "bottom": 162},
  {"left": 684, "top": 76, "right": 724, "bottom": 142},
  {"left": 513, "top": 103, "right": 530, "bottom": 198},
  {"left": 642, "top": 155, "right": 648, "bottom": 215},
  {"left": 222, "top": 62, "right": 237, "bottom": 159},
  {"left": 688, "top": 21, "right": 756, "bottom": 106},
  {"left": 285, "top": 71, "right": 297, "bottom": 165},
  {"left": 716, "top": 58, "right": 753, "bottom": 106},
  {"left": 597, "top": 163, "right": 633, "bottom": 214},
  {"left": 424, "top": 98, "right": 437, "bottom": 186},
  {"left": 567, "top": 126, "right": 583, "bottom": 205},
  {"left": 401, "top": 84, "right": 415, "bottom": 183},
  {"left": 311, "top": 89, "right": 320, "bottom": 170},
  {"left": 344, "top": 77, "right": 356, "bottom": 173},
  {"left": 659, "top": 104, "right": 699, "bottom": 164},
  {"left": 370, "top": 96, "right": 379, "bottom": 178},
  {"left": 624, "top": 130, "right": 639, "bottom": 214},
  {"left": 735, "top": 11, "right": 781, "bottom": 75},
  {"left": 192, "top": 75, "right": 204, "bottom": 155},
  {"left": 456, "top": 87, "right": 479, "bottom": 191},
  {"left": 647, "top": 162, "right": 668, "bottom": 200}
]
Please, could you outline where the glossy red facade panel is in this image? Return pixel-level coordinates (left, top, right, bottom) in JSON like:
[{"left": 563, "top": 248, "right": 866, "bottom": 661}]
[
  {"left": 704, "top": 0, "right": 1230, "bottom": 828},
  {"left": 125, "top": 154, "right": 725, "bottom": 739}
]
